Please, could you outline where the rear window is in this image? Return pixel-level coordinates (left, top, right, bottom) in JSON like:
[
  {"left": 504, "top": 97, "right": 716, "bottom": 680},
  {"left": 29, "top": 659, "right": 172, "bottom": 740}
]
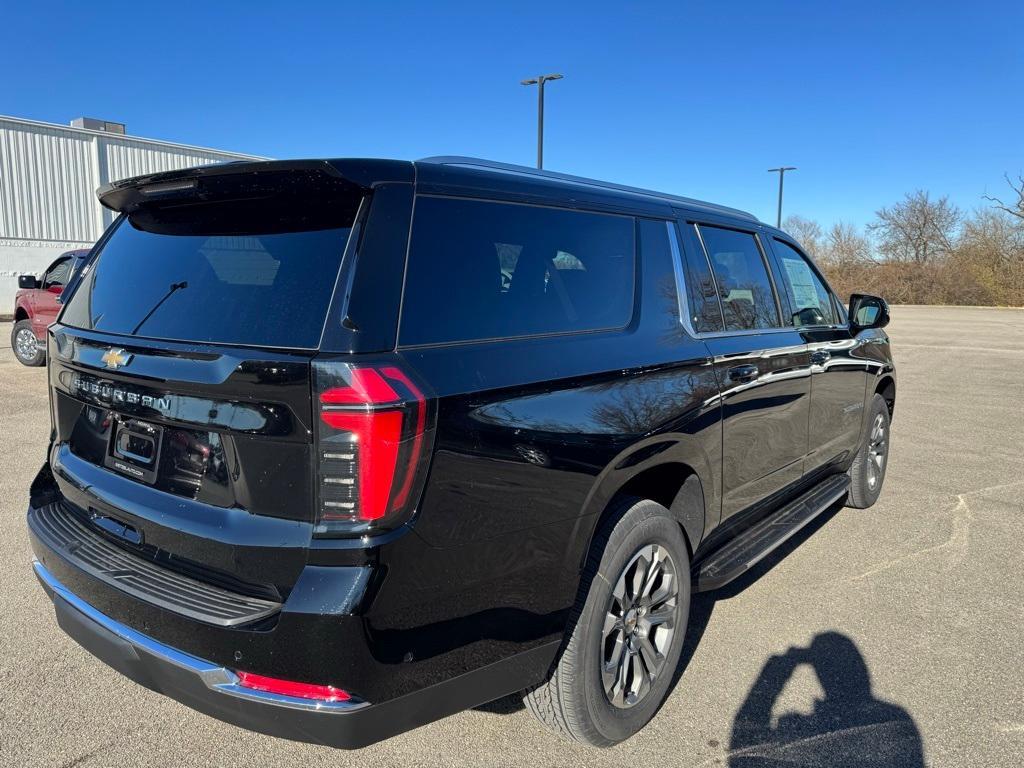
[
  {"left": 400, "top": 197, "right": 635, "bottom": 346},
  {"left": 61, "top": 210, "right": 353, "bottom": 349}
]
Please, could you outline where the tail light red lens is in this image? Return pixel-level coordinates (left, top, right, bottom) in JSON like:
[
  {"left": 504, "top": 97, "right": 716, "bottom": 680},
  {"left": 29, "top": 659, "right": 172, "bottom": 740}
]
[
  {"left": 313, "top": 361, "right": 434, "bottom": 536},
  {"left": 236, "top": 671, "right": 351, "bottom": 703}
]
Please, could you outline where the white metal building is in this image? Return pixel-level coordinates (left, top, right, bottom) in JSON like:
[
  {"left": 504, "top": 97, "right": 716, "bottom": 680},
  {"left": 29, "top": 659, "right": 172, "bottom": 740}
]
[{"left": 0, "top": 115, "right": 264, "bottom": 314}]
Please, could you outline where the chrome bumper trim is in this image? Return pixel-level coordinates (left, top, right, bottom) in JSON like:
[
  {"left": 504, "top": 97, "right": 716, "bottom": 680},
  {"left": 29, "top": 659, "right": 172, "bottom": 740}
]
[{"left": 32, "top": 559, "right": 367, "bottom": 713}]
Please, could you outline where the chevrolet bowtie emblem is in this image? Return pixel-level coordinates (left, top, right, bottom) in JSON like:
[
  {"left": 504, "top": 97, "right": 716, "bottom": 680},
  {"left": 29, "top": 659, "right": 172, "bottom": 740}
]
[{"left": 101, "top": 347, "right": 132, "bottom": 370}]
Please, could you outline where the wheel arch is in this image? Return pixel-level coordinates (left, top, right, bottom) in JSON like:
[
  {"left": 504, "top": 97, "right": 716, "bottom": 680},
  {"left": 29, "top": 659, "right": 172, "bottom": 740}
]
[
  {"left": 14, "top": 305, "right": 30, "bottom": 322},
  {"left": 875, "top": 375, "right": 896, "bottom": 420},
  {"left": 579, "top": 461, "right": 708, "bottom": 571}
]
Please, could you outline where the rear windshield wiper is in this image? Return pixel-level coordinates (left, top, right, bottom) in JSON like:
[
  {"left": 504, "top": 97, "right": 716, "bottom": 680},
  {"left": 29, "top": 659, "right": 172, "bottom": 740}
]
[{"left": 131, "top": 281, "right": 188, "bottom": 335}]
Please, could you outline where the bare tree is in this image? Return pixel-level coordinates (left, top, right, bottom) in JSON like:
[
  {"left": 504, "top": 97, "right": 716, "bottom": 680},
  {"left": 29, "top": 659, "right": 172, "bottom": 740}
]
[
  {"left": 869, "top": 191, "right": 962, "bottom": 264},
  {"left": 960, "top": 208, "right": 1024, "bottom": 259},
  {"left": 983, "top": 174, "right": 1024, "bottom": 222},
  {"left": 781, "top": 181, "right": 1024, "bottom": 307},
  {"left": 813, "top": 222, "right": 876, "bottom": 300},
  {"left": 824, "top": 222, "right": 873, "bottom": 266},
  {"left": 948, "top": 208, "right": 1024, "bottom": 305},
  {"left": 782, "top": 215, "right": 824, "bottom": 260}
]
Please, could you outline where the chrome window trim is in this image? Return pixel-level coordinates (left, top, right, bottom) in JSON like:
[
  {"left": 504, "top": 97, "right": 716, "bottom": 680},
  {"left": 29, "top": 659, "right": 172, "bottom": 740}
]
[
  {"left": 667, "top": 220, "right": 804, "bottom": 340},
  {"left": 696, "top": 326, "right": 810, "bottom": 339},
  {"left": 665, "top": 221, "right": 700, "bottom": 339}
]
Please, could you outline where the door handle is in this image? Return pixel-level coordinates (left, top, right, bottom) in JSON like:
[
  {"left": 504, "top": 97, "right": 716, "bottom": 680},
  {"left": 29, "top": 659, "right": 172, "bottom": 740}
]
[
  {"left": 727, "top": 364, "right": 759, "bottom": 383},
  {"left": 810, "top": 350, "right": 832, "bottom": 365}
]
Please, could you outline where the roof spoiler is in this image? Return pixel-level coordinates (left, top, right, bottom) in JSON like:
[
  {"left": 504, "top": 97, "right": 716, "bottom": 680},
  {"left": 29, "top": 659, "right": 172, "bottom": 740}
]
[{"left": 97, "top": 159, "right": 414, "bottom": 214}]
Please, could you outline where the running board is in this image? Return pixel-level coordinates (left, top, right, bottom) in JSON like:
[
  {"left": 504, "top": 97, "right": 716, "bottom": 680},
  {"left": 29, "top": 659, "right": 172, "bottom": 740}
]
[{"left": 694, "top": 474, "right": 850, "bottom": 592}]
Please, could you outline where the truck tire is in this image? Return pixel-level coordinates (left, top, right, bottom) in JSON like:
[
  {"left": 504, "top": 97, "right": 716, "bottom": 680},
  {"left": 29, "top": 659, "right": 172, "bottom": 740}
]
[
  {"left": 846, "top": 393, "right": 890, "bottom": 509},
  {"left": 524, "top": 497, "right": 690, "bottom": 746},
  {"left": 12, "top": 320, "right": 45, "bottom": 366}
]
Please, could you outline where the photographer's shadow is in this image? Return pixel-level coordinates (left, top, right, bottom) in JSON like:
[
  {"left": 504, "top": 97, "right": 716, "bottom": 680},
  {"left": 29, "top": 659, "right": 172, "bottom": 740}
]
[{"left": 728, "top": 631, "right": 925, "bottom": 767}]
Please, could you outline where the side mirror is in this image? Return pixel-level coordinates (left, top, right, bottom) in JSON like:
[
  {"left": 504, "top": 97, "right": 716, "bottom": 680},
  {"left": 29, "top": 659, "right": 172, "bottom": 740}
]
[
  {"left": 18, "top": 275, "right": 40, "bottom": 290},
  {"left": 849, "top": 293, "right": 890, "bottom": 331}
]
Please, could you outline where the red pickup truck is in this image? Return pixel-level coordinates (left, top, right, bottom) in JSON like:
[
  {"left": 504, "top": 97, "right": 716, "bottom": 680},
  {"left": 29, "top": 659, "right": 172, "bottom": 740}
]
[{"left": 11, "top": 248, "right": 91, "bottom": 366}]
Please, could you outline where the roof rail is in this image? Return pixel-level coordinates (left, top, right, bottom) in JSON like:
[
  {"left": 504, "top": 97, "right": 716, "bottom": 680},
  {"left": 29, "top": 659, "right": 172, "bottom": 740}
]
[{"left": 417, "top": 156, "right": 758, "bottom": 222}]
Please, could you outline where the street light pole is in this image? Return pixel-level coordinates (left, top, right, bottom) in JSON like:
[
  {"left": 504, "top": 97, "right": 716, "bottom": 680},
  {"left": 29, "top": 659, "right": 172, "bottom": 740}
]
[
  {"left": 521, "top": 73, "right": 563, "bottom": 169},
  {"left": 767, "top": 166, "right": 797, "bottom": 228}
]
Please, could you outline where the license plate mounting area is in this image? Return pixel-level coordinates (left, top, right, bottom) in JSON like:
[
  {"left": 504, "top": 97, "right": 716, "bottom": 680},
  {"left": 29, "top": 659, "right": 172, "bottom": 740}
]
[{"left": 104, "top": 417, "right": 163, "bottom": 484}]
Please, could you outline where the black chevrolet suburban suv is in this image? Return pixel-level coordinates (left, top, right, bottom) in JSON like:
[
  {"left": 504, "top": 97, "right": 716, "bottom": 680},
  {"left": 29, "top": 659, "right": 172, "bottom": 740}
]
[{"left": 27, "top": 157, "right": 895, "bottom": 748}]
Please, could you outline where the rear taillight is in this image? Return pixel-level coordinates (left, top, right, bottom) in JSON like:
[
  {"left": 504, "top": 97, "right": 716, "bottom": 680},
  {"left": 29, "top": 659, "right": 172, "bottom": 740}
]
[{"left": 313, "top": 361, "right": 434, "bottom": 536}]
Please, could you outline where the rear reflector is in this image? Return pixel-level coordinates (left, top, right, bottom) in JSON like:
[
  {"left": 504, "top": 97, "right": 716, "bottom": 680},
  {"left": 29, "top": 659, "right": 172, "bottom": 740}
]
[
  {"left": 313, "top": 360, "right": 434, "bottom": 536},
  {"left": 236, "top": 671, "right": 351, "bottom": 702}
]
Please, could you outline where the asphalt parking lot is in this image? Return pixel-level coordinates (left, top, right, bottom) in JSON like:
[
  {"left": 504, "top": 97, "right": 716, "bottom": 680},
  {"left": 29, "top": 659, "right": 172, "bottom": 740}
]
[{"left": 1, "top": 305, "right": 1022, "bottom": 767}]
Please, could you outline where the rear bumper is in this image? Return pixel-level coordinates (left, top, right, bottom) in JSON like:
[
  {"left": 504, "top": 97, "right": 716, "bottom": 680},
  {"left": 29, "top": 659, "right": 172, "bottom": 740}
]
[
  {"left": 33, "top": 559, "right": 375, "bottom": 747},
  {"left": 33, "top": 558, "right": 559, "bottom": 748},
  {"left": 27, "top": 459, "right": 568, "bottom": 746}
]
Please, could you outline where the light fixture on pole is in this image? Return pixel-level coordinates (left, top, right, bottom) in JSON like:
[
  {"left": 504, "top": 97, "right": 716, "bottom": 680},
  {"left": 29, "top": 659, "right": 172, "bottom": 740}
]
[
  {"left": 767, "top": 166, "right": 797, "bottom": 228},
  {"left": 521, "top": 73, "right": 563, "bottom": 169}
]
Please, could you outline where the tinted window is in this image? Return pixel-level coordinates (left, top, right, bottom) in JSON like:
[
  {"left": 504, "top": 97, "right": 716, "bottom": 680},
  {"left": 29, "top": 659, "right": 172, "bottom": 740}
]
[
  {"left": 697, "top": 226, "right": 779, "bottom": 331},
  {"left": 772, "top": 239, "right": 838, "bottom": 327},
  {"left": 640, "top": 219, "right": 688, "bottom": 337},
  {"left": 678, "top": 223, "right": 725, "bottom": 333},
  {"left": 43, "top": 258, "right": 71, "bottom": 287},
  {"left": 62, "top": 215, "right": 352, "bottom": 348},
  {"left": 401, "top": 197, "right": 635, "bottom": 345}
]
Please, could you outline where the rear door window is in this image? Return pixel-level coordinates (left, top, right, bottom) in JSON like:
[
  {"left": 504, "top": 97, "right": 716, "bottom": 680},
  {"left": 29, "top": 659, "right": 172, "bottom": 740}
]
[
  {"left": 676, "top": 223, "right": 725, "bottom": 333},
  {"left": 771, "top": 238, "right": 839, "bottom": 327},
  {"left": 61, "top": 213, "right": 353, "bottom": 349},
  {"left": 400, "top": 197, "right": 635, "bottom": 346},
  {"left": 697, "top": 225, "right": 780, "bottom": 331}
]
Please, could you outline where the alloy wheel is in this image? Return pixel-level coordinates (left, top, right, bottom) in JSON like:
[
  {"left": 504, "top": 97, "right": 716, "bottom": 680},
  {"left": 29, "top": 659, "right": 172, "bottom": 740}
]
[
  {"left": 866, "top": 412, "right": 887, "bottom": 490},
  {"left": 601, "top": 543, "right": 678, "bottom": 708}
]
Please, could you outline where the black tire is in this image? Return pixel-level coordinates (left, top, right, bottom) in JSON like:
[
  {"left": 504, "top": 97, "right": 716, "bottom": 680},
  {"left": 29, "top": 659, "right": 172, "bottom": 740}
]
[
  {"left": 846, "top": 393, "right": 890, "bottom": 509},
  {"left": 11, "top": 320, "right": 45, "bottom": 366},
  {"left": 524, "top": 497, "right": 690, "bottom": 746}
]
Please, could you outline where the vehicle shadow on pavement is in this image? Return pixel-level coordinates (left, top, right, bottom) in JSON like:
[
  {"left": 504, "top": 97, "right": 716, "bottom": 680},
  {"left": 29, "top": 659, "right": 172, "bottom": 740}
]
[
  {"left": 474, "top": 694, "right": 527, "bottom": 714},
  {"left": 726, "top": 631, "right": 925, "bottom": 767}
]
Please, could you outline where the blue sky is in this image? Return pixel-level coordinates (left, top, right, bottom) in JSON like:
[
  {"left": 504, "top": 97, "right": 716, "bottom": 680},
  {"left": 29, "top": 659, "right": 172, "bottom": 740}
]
[{"left": 2, "top": 1, "right": 1021, "bottom": 229}]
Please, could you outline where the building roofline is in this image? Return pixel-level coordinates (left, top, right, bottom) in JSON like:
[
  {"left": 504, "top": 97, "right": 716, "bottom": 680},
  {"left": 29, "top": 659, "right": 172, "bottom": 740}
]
[{"left": 0, "top": 114, "right": 266, "bottom": 160}]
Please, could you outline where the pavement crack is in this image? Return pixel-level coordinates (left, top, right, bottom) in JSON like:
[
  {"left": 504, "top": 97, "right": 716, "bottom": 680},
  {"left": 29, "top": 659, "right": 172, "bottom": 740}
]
[
  {"left": 851, "top": 497, "right": 972, "bottom": 582},
  {"left": 847, "top": 480, "right": 1024, "bottom": 583}
]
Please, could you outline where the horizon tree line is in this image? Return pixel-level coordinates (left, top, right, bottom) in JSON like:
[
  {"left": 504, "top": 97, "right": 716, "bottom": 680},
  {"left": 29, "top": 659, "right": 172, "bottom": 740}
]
[{"left": 783, "top": 175, "right": 1024, "bottom": 306}]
